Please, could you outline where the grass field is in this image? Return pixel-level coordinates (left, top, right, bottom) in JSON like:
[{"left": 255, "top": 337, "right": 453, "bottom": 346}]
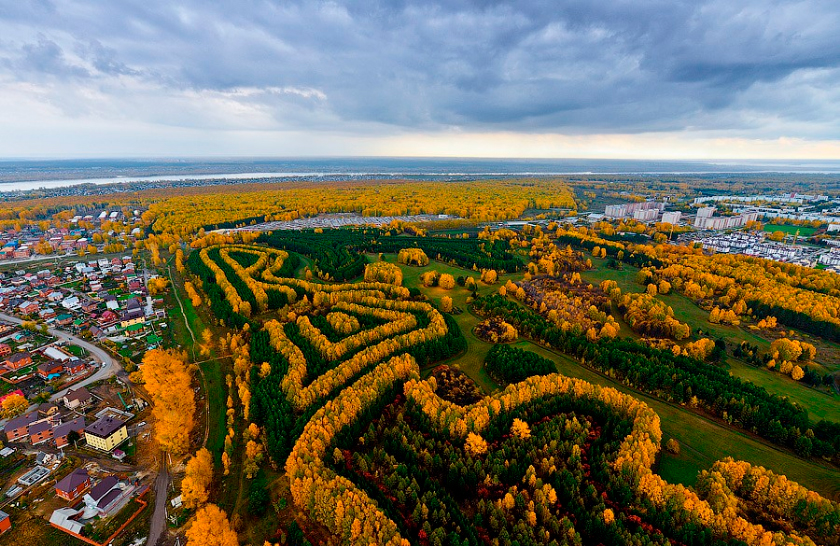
[
  {"left": 763, "top": 224, "right": 818, "bottom": 237},
  {"left": 167, "top": 256, "right": 228, "bottom": 463},
  {"left": 580, "top": 257, "right": 642, "bottom": 295},
  {"left": 399, "top": 256, "right": 840, "bottom": 500},
  {"left": 727, "top": 358, "right": 840, "bottom": 422},
  {"left": 385, "top": 253, "right": 513, "bottom": 392}
]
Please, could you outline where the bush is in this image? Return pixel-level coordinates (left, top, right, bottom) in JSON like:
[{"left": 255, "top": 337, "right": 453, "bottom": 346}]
[{"left": 484, "top": 344, "right": 556, "bottom": 384}]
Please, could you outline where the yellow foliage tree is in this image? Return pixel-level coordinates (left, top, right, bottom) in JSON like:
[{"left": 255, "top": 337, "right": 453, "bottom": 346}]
[
  {"left": 181, "top": 448, "right": 214, "bottom": 509},
  {"left": 397, "top": 248, "right": 429, "bottom": 266},
  {"left": 438, "top": 273, "right": 455, "bottom": 290},
  {"left": 148, "top": 276, "right": 170, "bottom": 295},
  {"left": 771, "top": 338, "right": 804, "bottom": 361},
  {"left": 186, "top": 504, "right": 238, "bottom": 546},
  {"left": 139, "top": 349, "right": 195, "bottom": 456},
  {"left": 465, "top": 433, "right": 488, "bottom": 456},
  {"left": 364, "top": 261, "right": 403, "bottom": 285},
  {"left": 1, "top": 394, "right": 28, "bottom": 418},
  {"left": 510, "top": 418, "right": 531, "bottom": 440}
]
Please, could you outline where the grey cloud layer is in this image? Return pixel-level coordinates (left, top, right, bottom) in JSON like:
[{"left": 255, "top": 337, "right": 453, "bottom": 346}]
[{"left": 1, "top": 0, "right": 839, "bottom": 137}]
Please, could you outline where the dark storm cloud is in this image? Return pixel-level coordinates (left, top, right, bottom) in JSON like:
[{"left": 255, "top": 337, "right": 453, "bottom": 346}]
[{"left": 1, "top": 0, "right": 839, "bottom": 137}]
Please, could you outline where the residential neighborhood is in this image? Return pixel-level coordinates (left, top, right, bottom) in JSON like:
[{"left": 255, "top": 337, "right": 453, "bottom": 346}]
[{"left": 0, "top": 251, "right": 164, "bottom": 544}]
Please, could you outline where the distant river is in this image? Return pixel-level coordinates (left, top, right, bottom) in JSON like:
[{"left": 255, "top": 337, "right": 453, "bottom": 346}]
[{"left": 1, "top": 157, "right": 839, "bottom": 191}]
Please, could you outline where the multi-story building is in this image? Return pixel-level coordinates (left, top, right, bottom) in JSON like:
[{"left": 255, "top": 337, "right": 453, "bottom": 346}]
[
  {"left": 84, "top": 416, "right": 128, "bottom": 452},
  {"left": 633, "top": 208, "right": 660, "bottom": 222},
  {"left": 694, "top": 210, "right": 759, "bottom": 230},
  {"left": 605, "top": 201, "right": 665, "bottom": 219},
  {"left": 661, "top": 211, "right": 682, "bottom": 225}
]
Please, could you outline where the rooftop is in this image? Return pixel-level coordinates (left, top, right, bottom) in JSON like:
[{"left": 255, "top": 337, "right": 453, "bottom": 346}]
[
  {"left": 64, "top": 386, "right": 92, "bottom": 403},
  {"left": 55, "top": 467, "right": 89, "bottom": 493},
  {"left": 88, "top": 475, "right": 119, "bottom": 502},
  {"left": 85, "top": 416, "right": 126, "bottom": 439},
  {"left": 4, "top": 412, "right": 38, "bottom": 432},
  {"left": 54, "top": 417, "right": 85, "bottom": 439}
]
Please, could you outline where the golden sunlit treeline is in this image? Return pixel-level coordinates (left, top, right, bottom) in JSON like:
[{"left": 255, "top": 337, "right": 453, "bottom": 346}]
[
  {"left": 553, "top": 225, "right": 840, "bottom": 341},
  {"left": 286, "top": 354, "right": 418, "bottom": 546},
  {"left": 148, "top": 179, "right": 576, "bottom": 235},
  {"left": 284, "top": 349, "right": 824, "bottom": 546},
  {"left": 267, "top": 297, "right": 447, "bottom": 410}
]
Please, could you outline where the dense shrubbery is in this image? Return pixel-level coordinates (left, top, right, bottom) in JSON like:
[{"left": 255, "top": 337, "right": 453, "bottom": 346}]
[
  {"left": 484, "top": 344, "right": 556, "bottom": 384},
  {"left": 430, "top": 365, "right": 484, "bottom": 405}
]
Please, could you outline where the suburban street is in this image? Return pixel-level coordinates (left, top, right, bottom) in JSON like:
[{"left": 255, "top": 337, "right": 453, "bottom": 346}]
[{"left": 0, "top": 311, "right": 121, "bottom": 402}]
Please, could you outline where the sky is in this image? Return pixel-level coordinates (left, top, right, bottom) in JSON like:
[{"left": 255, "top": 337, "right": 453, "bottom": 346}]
[{"left": 1, "top": 0, "right": 840, "bottom": 159}]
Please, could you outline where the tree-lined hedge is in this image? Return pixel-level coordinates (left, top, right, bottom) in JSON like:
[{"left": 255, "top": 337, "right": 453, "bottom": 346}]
[{"left": 484, "top": 344, "right": 556, "bottom": 384}]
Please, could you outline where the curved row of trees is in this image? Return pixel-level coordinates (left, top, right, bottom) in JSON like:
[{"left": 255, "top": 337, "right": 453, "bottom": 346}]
[{"left": 473, "top": 294, "right": 840, "bottom": 460}]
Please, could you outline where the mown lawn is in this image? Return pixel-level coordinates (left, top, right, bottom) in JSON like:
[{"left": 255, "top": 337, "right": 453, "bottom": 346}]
[
  {"left": 763, "top": 224, "right": 817, "bottom": 237},
  {"left": 580, "top": 257, "right": 642, "bottom": 295},
  {"left": 167, "top": 255, "right": 228, "bottom": 463}
]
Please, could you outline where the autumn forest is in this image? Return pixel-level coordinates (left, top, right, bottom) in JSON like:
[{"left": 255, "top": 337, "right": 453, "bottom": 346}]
[{"left": 2, "top": 177, "right": 839, "bottom": 546}]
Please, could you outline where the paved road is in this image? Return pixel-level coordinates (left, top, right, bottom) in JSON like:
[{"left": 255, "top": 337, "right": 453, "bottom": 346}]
[
  {"left": 0, "top": 311, "right": 121, "bottom": 402},
  {"left": 147, "top": 453, "right": 171, "bottom": 546}
]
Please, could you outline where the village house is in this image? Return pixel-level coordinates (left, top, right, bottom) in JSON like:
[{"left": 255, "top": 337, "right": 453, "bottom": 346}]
[
  {"left": 4, "top": 352, "right": 32, "bottom": 370},
  {"left": 47, "top": 290, "right": 64, "bottom": 302},
  {"left": 98, "top": 310, "right": 118, "bottom": 325},
  {"left": 120, "top": 313, "right": 145, "bottom": 329},
  {"left": 54, "top": 417, "right": 86, "bottom": 449},
  {"left": 63, "top": 360, "right": 86, "bottom": 375},
  {"left": 18, "top": 301, "right": 38, "bottom": 315},
  {"left": 37, "top": 403, "right": 59, "bottom": 418},
  {"left": 86, "top": 476, "right": 123, "bottom": 516},
  {"left": 37, "top": 361, "right": 64, "bottom": 380},
  {"left": 28, "top": 420, "right": 53, "bottom": 445},
  {"left": 56, "top": 313, "right": 73, "bottom": 326},
  {"left": 4, "top": 412, "right": 38, "bottom": 442},
  {"left": 84, "top": 416, "right": 128, "bottom": 452},
  {"left": 62, "top": 387, "right": 93, "bottom": 410},
  {"left": 61, "top": 296, "right": 80, "bottom": 310},
  {"left": 54, "top": 468, "right": 90, "bottom": 501}
]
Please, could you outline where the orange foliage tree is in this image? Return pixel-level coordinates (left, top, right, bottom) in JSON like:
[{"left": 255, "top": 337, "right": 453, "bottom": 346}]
[{"left": 139, "top": 349, "right": 195, "bottom": 456}]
